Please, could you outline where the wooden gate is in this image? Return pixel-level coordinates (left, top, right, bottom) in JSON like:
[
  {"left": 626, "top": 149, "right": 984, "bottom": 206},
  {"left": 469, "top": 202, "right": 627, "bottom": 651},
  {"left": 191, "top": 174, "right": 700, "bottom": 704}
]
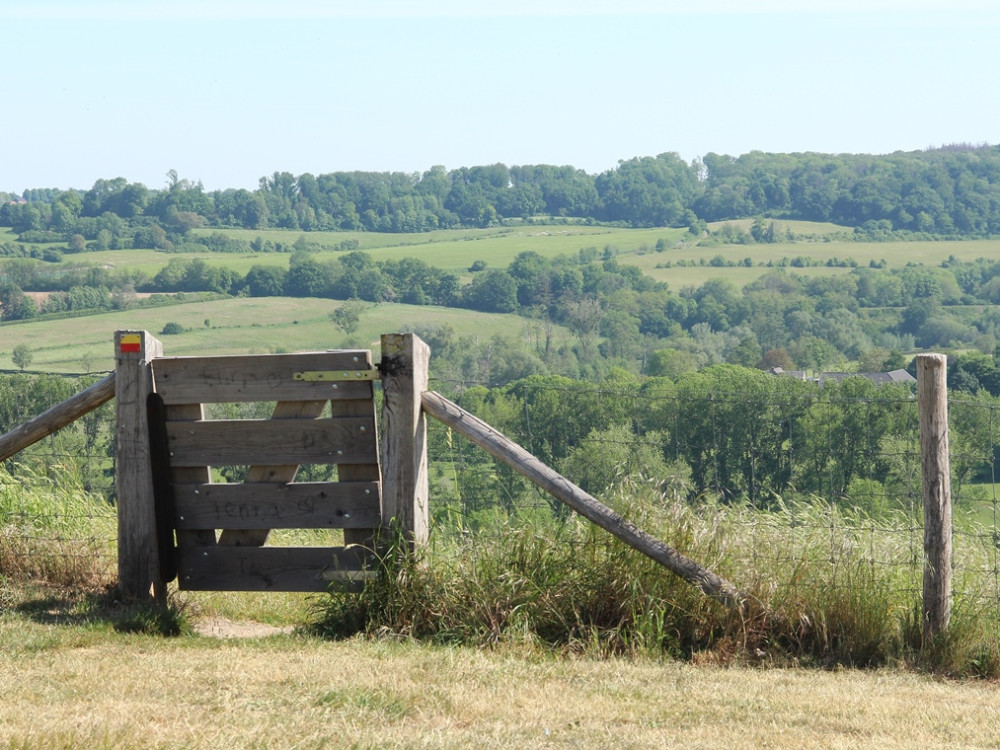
[{"left": 115, "top": 331, "right": 430, "bottom": 598}]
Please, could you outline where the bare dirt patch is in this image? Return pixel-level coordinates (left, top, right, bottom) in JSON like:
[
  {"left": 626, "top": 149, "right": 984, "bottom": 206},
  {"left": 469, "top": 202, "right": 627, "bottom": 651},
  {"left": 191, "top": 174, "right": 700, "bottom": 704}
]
[{"left": 192, "top": 616, "right": 295, "bottom": 639}]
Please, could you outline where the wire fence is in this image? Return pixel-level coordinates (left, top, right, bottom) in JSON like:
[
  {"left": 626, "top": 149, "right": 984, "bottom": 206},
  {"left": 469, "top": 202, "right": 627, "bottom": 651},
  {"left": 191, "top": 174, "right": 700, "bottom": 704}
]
[
  {"left": 426, "top": 376, "right": 1000, "bottom": 609},
  {"left": 3, "top": 369, "right": 1000, "bottom": 610}
]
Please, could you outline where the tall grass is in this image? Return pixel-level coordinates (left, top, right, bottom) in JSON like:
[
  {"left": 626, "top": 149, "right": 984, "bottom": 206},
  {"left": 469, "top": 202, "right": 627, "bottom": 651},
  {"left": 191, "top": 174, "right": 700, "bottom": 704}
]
[
  {"left": 312, "top": 483, "right": 1000, "bottom": 675},
  {"left": 0, "top": 465, "right": 116, "bottom": 588}
]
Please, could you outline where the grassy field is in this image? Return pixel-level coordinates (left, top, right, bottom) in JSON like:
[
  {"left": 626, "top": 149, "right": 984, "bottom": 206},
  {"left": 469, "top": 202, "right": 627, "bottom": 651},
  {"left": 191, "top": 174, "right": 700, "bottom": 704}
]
[
  {"left": 8, "top": 220, "right": 1000, "bottom": 373},
  {"left": 0, "top": 299, "right": 546, "bottom": 372},
  {"left": 13, "top": 221, "right": 1000, "bottom": 293},
  {"left": 3, "top": 608, "right": 992, "bottom": 749},
  {"left": 627, "top": 235, "right": 1000, "bottom": 288},
  {"left": 2, "top": 586, "right": 1000, "bottom": 750}
]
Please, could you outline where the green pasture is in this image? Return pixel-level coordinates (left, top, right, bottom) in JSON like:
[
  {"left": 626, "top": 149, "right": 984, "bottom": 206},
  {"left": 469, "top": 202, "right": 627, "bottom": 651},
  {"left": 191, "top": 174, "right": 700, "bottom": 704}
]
[
  {"left": 40, "top": 226, "right": 691, "bottom": 279},
  {"left": 707, "top": 219, "right": 849, "bottom": 236},
  {"left": 193, "top": 224, "right": 691, "bottom": 272},
  {"left": 627, "top": 255, "right": 855, "bottom": 290},
  {"left": 9, "top": 222, "right": 1000, "bottom": 293},
  {"left": 622, "top": 237, "right": 1000, "bottom": 288},
  {"left": 0, "top": 299, "right": 547, "bottom": 372}
]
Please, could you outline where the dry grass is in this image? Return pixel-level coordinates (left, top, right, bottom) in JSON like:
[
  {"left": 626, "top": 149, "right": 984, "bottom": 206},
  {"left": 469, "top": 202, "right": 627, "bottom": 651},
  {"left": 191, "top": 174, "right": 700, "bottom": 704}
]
[{"left": 2, "top": 612, "right": 1000, "bottom": 750}]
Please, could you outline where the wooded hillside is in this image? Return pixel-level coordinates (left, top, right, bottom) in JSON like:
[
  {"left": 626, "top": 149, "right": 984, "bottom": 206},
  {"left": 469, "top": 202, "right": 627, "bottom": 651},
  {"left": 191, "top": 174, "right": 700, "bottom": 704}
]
[{"left": 3, "top": 145, "right": 999, "bottom": 239}]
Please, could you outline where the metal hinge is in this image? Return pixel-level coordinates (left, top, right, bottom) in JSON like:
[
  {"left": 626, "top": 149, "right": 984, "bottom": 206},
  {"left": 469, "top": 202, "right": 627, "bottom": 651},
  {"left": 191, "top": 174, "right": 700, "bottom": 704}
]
[{"left": 294, "top": 369, "right": 379, "bottom": 382}]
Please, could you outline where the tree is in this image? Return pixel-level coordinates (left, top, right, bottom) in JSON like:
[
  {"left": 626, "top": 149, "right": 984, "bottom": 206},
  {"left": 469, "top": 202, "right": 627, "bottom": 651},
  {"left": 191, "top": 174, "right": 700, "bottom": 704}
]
[
  {"left": 462, "top": 270, "right": 519, "bottom": 313},
  {"left": 726, "top": 336, "right": 762, "bottom": 368},
  {"left": 647, "top": 348, "right": 699, "bottom": 379},
  {"left": 242, "top": 265, "right": 287, "bottom": 297},
  {"left": 331, "top": 299, "right": 365, "bottom": 336},
  {"left": 560, "top": 423, "right": 672, "bottom": 496},
  {"left": 12, "top": 343, "right": 33, "bottom": 371},
  {"left": 0, "top": 285, "right": 38, "bottom": 321},
  {"left": 563, "top": 296, "right": 604, "bottom": 355},
  {"left": 757, "top": 348, "right": 795, "bottom": 371},
  {"left": 858, "top": 347, "right": 891, "bottom": 373}
]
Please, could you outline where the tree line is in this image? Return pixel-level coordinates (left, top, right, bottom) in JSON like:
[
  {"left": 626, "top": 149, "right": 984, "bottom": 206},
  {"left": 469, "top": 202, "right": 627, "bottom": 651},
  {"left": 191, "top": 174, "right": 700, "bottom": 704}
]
[{"left": 3, "top": 145, "right": 1000, "bottom": 240}]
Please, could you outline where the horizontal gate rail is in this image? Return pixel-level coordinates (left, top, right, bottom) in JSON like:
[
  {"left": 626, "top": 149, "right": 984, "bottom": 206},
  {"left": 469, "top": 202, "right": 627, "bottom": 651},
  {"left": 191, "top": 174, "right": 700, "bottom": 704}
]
[
  {"left": 163, "top": 417, "right": 377, "bottom": 466},
  {"left": 175, "top": 545, "right": 375, "bottom": 592},
  {"left": 171, "top": 480, "right": 381, "bottom": 530},
  {"left": 152, "top": 352, "right": 377, "bottom": 404}
]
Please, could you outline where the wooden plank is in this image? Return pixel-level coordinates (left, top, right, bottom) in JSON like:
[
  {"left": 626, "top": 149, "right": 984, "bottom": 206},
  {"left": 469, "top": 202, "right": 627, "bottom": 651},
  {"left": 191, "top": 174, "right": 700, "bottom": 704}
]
[
  {"left": 175, "top": 545, "right": 376, "bottom": 591},
  {"left": 146, "top": 392, "right": 178, "bottom": 583},
  {"left": 0, "top": 373, "right": 115, "bottom": 462},
  {"left": 152, "top": 352, "right": 375, "bottom": 404},
  {"left": 115, "top": 330, "right": 163, "bottom": 601},
  {"left": 218, "top": 399, "right": 329, "bottom": 546},
  {"left": 421, "top": 389, "right": 747, "bottom": 609},
  {"left": 172, "top": 481, "right": 381, "bottom": 530},
  {"left": 330, "top": 350, "right": 381, "bottom": 548},
  {"left": 166, "top": 402, "right": 217, "bottom": 548},
  {"left": 379, "top": 333, "right": 430, "bottom": 546},
  {"left": 164, "top": 416, "right": 377, "bottom": 466}
]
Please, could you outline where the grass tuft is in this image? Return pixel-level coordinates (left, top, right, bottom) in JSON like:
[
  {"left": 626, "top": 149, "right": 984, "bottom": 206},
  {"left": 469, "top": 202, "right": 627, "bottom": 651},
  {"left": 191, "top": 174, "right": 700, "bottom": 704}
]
[{"left": 111, "top": 597, "right": 191, "bottom": 637}]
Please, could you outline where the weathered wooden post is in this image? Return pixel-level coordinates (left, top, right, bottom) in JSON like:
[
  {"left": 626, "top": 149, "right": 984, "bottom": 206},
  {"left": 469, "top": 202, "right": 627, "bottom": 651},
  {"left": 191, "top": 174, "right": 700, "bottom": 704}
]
[
  {"left": 917, "top": 352, "right": 951, "bottom": 644},
  {"left": 379, "top": 333, "right": 430, "bottom": 548},
  {"left": 115, "top": 330, "right": 164, "bottom": 601}
]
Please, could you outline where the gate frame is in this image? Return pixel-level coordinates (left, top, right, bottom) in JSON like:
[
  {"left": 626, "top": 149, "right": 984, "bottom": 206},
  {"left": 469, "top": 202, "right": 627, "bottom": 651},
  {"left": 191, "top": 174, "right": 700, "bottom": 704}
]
[{"left": 114, "top": 330, "right": 429, "bottom": 602}]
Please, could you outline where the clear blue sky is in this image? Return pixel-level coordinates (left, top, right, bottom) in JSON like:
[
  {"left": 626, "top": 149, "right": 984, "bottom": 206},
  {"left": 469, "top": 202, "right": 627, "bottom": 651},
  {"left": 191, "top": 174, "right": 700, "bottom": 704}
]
[{"left": 3, "top": 1, "right": 998, "bottom": 193}]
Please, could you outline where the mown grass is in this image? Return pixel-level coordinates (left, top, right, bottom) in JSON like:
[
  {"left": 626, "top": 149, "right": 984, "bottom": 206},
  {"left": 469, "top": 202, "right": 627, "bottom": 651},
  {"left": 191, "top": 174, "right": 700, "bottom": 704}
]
[
  {"left": 4, "top": 625, "right": 1000, "bottom": 749},
  {"left": 7, "top": 468, "right": 1000, "bottom": 746}
]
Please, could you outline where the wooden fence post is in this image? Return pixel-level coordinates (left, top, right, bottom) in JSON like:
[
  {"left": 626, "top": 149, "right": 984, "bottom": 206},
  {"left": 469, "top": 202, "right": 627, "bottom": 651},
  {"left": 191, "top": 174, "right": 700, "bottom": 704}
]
[
  {"left": 917, "top": 352, "right": 951, "bottom": 644},
  {"left": 115, "top": 330, "right": 164, "bottom": 602},
  {"left": 379, "top": 333, "right": 430, "bottom": 548}
]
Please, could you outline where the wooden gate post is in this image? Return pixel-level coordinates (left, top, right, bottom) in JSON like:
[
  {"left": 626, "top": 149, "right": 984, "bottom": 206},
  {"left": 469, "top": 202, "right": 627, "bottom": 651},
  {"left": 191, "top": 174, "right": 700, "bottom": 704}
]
[
  {"left": 379, "top": 333, "right": 430, "bottom": 548},
  {"left": 917, "top": 352, "right": 952, "bottom": 644},
  {"left": 115, "top": 330, "right": 164, "bottom": 601}
]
